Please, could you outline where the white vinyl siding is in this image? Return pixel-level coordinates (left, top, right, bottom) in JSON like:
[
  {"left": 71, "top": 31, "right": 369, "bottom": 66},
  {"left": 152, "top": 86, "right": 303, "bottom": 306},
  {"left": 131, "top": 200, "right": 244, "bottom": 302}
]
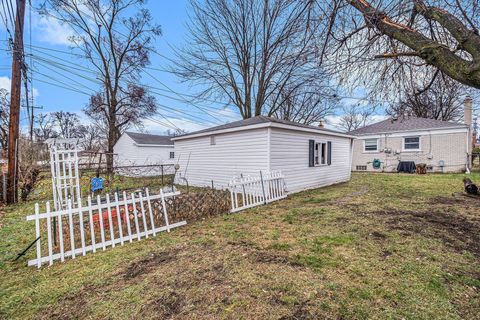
[
  {"left": 113, "top": 134, "right": 175, "bottom": 167},
  {"left": 270, "top": 128, "right": 351, "bottom": 193},
  {"left": 174, "top": 128, "right": 269, "bottom": 189}
]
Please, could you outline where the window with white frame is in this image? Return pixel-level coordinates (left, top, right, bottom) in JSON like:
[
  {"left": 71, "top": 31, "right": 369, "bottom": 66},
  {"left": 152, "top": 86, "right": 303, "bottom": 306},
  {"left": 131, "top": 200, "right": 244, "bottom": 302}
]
[
  {"left": 169, "top": 151, "right": 174, "bottom": 159},
  {"left": 210, "top": 135, "right": 216, "bottom": 145},
  {"left": 314, "top": 142, "right": 327, "bottom": 165},
  {"left": 364, "top": 138, "right": 378, "bottom": 152},
  {"left": 403, "top": 136, "right": 420, "bottom": 150}
]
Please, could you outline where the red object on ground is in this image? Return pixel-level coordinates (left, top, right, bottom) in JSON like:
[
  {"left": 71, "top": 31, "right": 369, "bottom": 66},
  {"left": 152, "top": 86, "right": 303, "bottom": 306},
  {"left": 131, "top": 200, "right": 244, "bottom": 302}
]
[{"left": 92, "top": 206, "right": 131, "bottom": 229}]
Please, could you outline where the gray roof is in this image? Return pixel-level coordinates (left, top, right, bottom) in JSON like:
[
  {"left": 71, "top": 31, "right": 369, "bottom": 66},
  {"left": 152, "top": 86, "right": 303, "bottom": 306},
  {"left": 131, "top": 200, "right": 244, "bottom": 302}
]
[
  {"left": 348, "top": 116, "right": 467, "bottom": 135},
  {"left": 125, "top": 132, "right": 173, "bottom": 145},
  {"left": 176, "top": 115, "right": 348, "bottom": 138}
]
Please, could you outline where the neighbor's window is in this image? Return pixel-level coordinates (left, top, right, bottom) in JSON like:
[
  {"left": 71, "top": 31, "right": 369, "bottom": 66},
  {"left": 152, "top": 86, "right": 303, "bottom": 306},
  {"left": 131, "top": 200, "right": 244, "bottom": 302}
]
[
  {"left": 404, "top": 136, "right": 420, "bottom": 150},
  {"left": 169, "top": 152, "right": 174, "bottom": 159},
  {"left": 210, "top": 135, "right": 216, "bottom": 145},
  {"left": 315, "top": 142, "right": 327, "bottom": 165},
  {"left": 364, "top": 138, "right": 378, "bottom": 152}
]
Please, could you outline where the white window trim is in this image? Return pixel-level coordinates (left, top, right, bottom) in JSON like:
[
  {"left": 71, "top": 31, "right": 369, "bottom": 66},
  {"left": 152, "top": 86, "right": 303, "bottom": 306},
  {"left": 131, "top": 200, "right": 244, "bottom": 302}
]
[
  {"left": 314, "top": 141, "right": 328, "bottom": 166},
  {"left": 169, "top": 151, "right": 175, "bottom": 159},
  {"left": 363, "top": 138, "right": 379, "bottom": 153},
  {"left": 402, "top": 136, "right": 421, "bottom": 152}
]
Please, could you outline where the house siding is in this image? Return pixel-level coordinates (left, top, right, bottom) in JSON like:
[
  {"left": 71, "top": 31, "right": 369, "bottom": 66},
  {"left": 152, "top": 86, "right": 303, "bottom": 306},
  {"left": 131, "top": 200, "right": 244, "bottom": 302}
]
[
  {"left": 351, "top": 131, "right": 468, "bottom": 172},
  {"left": 113, "top": 134, "right": 175, "bottom": 167},
  {"left": 174, "top": 128, "right": 269, "bottom": 188},
  {"left": 269, "top": 128, "right": 352, "bottom": 193}
]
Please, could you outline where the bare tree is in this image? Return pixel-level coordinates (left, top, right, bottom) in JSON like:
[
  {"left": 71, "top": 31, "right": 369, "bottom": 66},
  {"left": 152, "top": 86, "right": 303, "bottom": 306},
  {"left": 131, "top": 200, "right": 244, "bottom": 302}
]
[
  {"left": 40, "top": 0, "right": 161, "bottom": 173},
  {"left": 271, "top": 82, "right": 339, "bottom": 125},
  {"left": 165, "top": 128, "right": 187, "bottom": 136},
  {"left": 34, "top": 113, "right": 57, "bottom": 142},
  {"left": 51, "top": 111, "right": 85, "bottom": 139},
  {"left": 345, "top": 0, "right": 480, "bottom": 89},
  {"left": 337, "top": 104, "right": 375, "bottom": 132},
  {"left": 78, "top": 124, "right": 106, "bottom": 151},
  {"left": 387, "top": 76, "right": 467, "bottom": 121},
  {"left": 0, "top": 89, "right": 9, "bottom": 153},
  {"left": 174, "top": 0, "right": 335, "bottom": 121},
  {"left": 317, "top": 0, "right": 480, "bottom": 98}
]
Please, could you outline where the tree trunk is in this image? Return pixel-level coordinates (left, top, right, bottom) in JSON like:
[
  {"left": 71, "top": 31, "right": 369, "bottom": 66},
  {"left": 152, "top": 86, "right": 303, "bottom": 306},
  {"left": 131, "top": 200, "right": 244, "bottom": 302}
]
[{"left": 106, "top": 100, "right": 117, "bottom": 176}]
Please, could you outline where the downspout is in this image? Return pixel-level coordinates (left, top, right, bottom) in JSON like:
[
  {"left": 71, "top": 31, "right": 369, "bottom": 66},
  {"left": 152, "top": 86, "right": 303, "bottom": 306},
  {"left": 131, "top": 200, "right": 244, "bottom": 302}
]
[
  {"left": 349, "top": 137, "right": 354, "bottom": 176},
  {"left": 466, "top": 130, "right": 471, "bottom": 174},
  {"left": 267, "top": 127, "right": 271, "bottom": 172}
]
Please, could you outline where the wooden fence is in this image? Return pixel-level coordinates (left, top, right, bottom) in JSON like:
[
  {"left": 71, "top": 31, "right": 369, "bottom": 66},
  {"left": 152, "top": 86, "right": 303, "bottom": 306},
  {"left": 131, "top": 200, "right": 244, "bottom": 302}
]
[
  {"left": 26, "top": 189, "right": 186, "bottom": 268},
  {"left": 229, "top": 170, "right": 287, "bottom": 213}
]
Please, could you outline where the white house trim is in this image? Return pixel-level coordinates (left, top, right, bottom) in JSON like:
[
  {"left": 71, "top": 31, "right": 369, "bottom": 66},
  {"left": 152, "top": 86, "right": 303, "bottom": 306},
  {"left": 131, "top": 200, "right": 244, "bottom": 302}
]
[
  {"left": 172, "top": 122, "right": 355, "bottom": 141},
  {"left": 362, "top": 138, "right": 379, "bottom": 153},
  {"left": 267, "top": 127, "right": 272, "bottom": 171},
  {"left": 401, "top": 136, "right": 422, "bottom": 152},
  {"left": 133, "top": 143, "right": 175, "bottom": 147},
  {"left": 354, "top": 127, "right": 467, "bottom": 139}
]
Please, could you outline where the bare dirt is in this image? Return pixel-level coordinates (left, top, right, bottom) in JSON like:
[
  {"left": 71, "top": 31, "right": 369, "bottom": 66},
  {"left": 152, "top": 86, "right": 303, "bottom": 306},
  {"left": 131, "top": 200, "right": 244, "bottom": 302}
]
[{"left": 369, "top": 208, "right": 480, "bottom": 258}]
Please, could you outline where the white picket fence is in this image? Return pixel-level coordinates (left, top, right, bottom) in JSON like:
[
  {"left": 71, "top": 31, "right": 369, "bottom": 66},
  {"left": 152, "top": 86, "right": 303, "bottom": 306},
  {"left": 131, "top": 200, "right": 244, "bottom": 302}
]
[
  {"left": 26, "top": 188, "right": 186, "bottom": 268},
  {"left": 229, "top": 170, "right": 287, "bottom": 213}
]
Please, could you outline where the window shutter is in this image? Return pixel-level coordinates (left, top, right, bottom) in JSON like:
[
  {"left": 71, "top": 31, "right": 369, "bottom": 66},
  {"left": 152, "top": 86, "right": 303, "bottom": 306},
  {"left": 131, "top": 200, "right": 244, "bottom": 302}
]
[
  {"left": 327, "top": 141, "right": 332, "bottom": 165},
  {"left": 308, "top": 140, "right": 314, "bottom": 167}
]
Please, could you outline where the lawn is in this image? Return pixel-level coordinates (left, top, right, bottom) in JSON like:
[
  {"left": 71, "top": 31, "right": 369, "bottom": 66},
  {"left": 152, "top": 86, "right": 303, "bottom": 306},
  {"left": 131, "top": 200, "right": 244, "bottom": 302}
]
[{"left": 1, "top": 172, "right": 479, "bottom": 319}]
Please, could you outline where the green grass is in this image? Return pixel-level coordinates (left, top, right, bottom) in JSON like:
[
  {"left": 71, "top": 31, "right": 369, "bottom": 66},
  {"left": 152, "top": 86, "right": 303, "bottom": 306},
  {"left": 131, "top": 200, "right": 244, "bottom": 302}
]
[{"left": 1, "top": 172, "right": 480, "bottom": 319}]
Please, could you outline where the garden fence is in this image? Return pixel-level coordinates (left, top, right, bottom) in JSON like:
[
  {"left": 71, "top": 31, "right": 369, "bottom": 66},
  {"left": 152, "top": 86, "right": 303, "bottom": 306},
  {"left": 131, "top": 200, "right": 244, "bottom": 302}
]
[
  {"left": 26, "top": 188, "right": 186, "bottom": 268},
  {"left": 229, "top": 170, "right": 287, "bottom": 213}
]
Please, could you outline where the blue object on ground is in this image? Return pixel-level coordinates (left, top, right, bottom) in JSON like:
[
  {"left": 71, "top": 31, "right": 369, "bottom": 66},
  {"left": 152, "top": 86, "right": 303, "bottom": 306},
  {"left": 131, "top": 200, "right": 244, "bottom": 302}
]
[{"left": 91, "top": 177, "right": 104, "bottom": 192}]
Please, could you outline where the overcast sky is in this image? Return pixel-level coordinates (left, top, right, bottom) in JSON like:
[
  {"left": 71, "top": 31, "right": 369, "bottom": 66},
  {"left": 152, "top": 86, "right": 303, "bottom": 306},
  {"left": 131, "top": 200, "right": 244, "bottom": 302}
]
[{"left": 0, "top": 0, "right": 388, "bottom": 134}]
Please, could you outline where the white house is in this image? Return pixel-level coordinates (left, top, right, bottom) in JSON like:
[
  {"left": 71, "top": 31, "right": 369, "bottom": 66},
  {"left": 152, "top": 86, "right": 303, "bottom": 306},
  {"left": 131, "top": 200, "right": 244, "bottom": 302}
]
[
  {"left": 113, "top": 132, "right": 174, "bottom": 168},
  {"left": 349, "top": 116, "right": 470, "bottom": 173},
  {"left": 172, "top": 116, "right": 354, "bottom": 193}
]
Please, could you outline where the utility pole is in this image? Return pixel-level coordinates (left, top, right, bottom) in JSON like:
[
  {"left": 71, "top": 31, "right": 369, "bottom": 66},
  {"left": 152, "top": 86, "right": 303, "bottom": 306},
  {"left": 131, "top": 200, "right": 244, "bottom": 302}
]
[{"left": 7, "top": 0, "right": 26, "bottom": 204}]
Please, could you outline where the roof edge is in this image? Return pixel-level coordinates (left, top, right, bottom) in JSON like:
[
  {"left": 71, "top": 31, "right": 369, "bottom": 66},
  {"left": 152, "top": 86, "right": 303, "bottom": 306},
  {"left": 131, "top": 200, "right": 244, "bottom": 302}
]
[
  {"left": 350, "top": 125, "right": 468, "bottom": 136},
  {"left": 172, "top": 121, "right": 354, "bottom": 140}
]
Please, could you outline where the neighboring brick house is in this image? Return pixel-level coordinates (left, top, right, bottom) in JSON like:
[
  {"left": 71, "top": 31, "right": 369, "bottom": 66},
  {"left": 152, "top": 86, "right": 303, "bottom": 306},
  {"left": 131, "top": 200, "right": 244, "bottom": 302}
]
[{"left": 349, "top": 116, "right": 470, "bottom": 173}]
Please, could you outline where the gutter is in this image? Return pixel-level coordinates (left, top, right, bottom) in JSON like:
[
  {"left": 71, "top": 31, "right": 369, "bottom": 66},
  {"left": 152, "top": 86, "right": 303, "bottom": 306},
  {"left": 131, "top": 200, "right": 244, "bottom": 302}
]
[
  {"left": 133, "top": 143, "right": 174, "bottom": 147},
  {"left": 172, "top": 122, "right": 355, "bottom": 141},
  {"left": 351, "top": 125, "right": 468, "bottom": 137}
]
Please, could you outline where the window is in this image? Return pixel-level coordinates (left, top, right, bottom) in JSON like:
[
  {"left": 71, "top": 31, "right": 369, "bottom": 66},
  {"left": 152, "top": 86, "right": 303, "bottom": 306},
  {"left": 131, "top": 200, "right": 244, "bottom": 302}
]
[
  {"left": 309, "top": 140, "right": 331, "bottom": 167},
  {"left": 356, "top": 165, "right": 367, "bottom": 171},
  {"left": 403, "top": 136, "right": 420, "bottom": 150},
  {"left": 169, "top": 152, "right": 174, "bottom": 159},
  {"left": 210, "top": 136, "right": 216, "bottom": 145},
  {"left": 364, "top": 138, "right": 378, "bottom": 152},
  {"left": 315, "top": 142, "right": 327, "bottom": 165}
]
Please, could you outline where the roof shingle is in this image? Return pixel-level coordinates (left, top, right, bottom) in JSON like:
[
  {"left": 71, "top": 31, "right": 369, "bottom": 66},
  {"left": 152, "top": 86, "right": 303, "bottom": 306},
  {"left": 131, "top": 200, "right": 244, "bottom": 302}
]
[
  {"left": 125, "top": 132, "right": 173, "bottom": 145},
  {"left": 175, "top": 115, "right": 347, "bottom": 138},
  {"left": 348, "top": 116, "right": 467, "bottom": 135}
]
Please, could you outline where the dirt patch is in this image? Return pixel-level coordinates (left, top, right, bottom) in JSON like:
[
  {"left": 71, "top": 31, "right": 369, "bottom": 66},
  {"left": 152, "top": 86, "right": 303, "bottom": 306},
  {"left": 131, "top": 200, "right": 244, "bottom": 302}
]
[
  {"left": 370, "top": 231, "right": 387, "bottom": 239},
  {"left": 123, "top": 248, "right": 179, "bottom": 280},
  {"left": 370, "top": 209, "right": 480, "bottom": 258},
  {"left": 278, "top": 301, "right": 315, "bottom": 320},
  {"left": 430, "top": 195, "right": 480, "bottom": 207},
  {"left": 329, "top": 186, "right": 369, "bottom": 205},
  {"left": 251, "top": 251, "right": 303, "bottom": 268},
  {"left": 380, "top": 250, "right": 392, "bottom": 260},
  {"left": 141, "top": 290, "right": 185, "bottom": 318},
  {"left": 37, "top": 283, "right": 110, "bottom": 320}
]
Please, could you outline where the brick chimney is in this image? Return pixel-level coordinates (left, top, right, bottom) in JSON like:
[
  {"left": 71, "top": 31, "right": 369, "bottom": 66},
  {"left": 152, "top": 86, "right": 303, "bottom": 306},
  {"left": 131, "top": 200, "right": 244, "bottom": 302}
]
[
  {"left": 464, "top": 96, "right": 473, "bottom": 169},
  {"left": 464, "top": 96, "right": 473, "bottom": 127},
  {"left": 318, "top": 119, "right": 325, "bottom": 128}
]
